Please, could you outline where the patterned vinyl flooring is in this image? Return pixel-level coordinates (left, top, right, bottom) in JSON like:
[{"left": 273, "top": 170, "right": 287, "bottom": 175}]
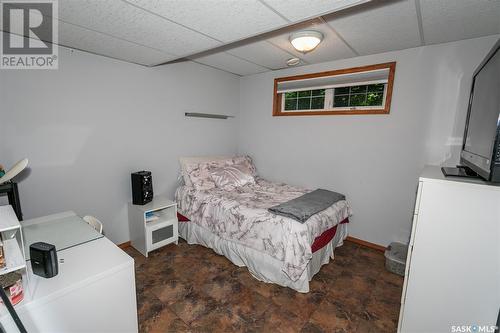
[{"left": 124, "top": 239, "right": 403, "bottom": 333}]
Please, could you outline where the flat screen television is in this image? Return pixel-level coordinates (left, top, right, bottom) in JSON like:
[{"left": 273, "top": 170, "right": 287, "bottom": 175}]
[{"left": 460, "top": 39, "right": 500, "bottom": 183}]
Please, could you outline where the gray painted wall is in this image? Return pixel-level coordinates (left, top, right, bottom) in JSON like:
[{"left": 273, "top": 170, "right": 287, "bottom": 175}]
[
  {"left": 0, "top": 45, "right": 240, "bottom": 244},
  {"left": 237, "top": 35, "right": 499, "bottom": 246},
  {"left": 1, "top": 34, "right": 498, "bottom": 246}
]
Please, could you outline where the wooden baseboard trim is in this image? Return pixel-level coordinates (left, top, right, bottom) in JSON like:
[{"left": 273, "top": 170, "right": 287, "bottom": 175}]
[
  {"left": 118, "top": 241, "right": 131, "bottom": 249},
  {"left": 345, "top": 236, "right": 386, "bottom": 252}
]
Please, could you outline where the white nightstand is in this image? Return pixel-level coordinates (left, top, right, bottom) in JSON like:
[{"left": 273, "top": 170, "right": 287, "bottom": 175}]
[{"left": 128, "top": 197, "right": 178, "bottom": 257}]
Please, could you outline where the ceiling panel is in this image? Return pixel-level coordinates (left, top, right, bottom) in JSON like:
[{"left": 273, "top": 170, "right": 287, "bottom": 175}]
[
  {"left": 191, "top": 53, "right": 268, "bottom": 76},
  {"left": 58, "top": 0, "right": 220, "bottom": 56},
  {"left": 325, "top": 0, "right": 421, "bottom": 55},
  {"left": 267, "top": 20, "right": 356, "bottom": 64},
  {"left": 125, "top": 0, "right": 288, "bottom": 43},
  {"left": 59, "top": 21, "right": 176, "bottom": 65},
  {"left": 263, "top": 0, "right": 370, "bottom": 21},
  {"left": 5, "top": 0, "right": 499, "bottom": 74},
  {"left": 420, "top": 0, "right": 500, "bottom": 45},
  {"left": 226, "top": 41, "right": 298, "bottom": 70}
]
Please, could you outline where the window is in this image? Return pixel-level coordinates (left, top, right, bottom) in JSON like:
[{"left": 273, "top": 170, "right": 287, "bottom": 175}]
[
  {"left": 333, "top": 83, "right": 385, "bottom": 108},
  {"left": 284, "top": 89, "right": 325, "bottom": 111},
  {"left": 273, "top": 62, "right": 396, "bottom": 116}
]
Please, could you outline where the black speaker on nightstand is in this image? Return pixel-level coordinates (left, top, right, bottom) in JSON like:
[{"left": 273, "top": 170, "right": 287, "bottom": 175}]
[{"left": 131, "top": 171, "right": 153, "bottom": 205}]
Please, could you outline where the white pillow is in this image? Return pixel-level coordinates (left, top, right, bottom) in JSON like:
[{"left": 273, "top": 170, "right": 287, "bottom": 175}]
[
  {"left": 210, "top": 164, "right": 255, "bottom": 190},
  {"left": 230, "top": 156, "right": 257, "bottom": 177},
  {"left": 179, "top": 156, "right": 233, "bottom": 187},
  {"left": 185, "top": 160, "right": 230, "bottom": 191}
]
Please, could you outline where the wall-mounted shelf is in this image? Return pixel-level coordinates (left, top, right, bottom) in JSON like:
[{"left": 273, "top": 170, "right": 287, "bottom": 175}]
[{"left": 185, "top": 112, "right": 234, "bottom": 119}]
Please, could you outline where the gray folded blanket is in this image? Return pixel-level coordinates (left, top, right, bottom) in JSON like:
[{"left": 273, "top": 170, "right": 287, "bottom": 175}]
[{"left": 268, "top": 189, "right": 345, "bottom": 223}]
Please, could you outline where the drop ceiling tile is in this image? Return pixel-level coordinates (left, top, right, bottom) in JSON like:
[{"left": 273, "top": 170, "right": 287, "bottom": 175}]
[
  {"left": 267, "top": 20, "right": 356, "bottom": 64},
  {"left": 59, "top": 21, "right": 175, "bottom": 65},
  {"left": 325, "top": 0, "right": 421, "bottom": 55},
  {"left": 191, "top": 52, "right": 268, "bottom": 76},
  {"left": 263, "top": 0, "right": 370, "bottom": 21},
  {"left": 58, "top": 0, "right": 220, "bottom": 56},
  {"left": 226, "top": 41, "right": 298, "bottom": 69},
  {"left": 420, "top": 0, "right": 500, "bottom": 45},
  {"left": 126, "top": 0, "right": 288, "bottom": 43}
]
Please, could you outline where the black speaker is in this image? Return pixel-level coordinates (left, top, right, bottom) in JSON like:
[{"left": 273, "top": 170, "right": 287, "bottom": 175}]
[
  {"left": 30, "top": 242, "right": 58, "bottom": 278},
  {"left": 131, "top": 171, "right": 153, "bottom": 205}
]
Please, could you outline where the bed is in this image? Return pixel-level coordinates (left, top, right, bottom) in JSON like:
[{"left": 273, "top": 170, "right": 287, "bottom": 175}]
[{"left": 175, "top": 156, "right": 352, "bottom": 293}]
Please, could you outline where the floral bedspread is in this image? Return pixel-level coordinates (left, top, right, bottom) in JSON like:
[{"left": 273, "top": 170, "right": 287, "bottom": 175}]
[{"left": 175, "top": 177, "right": 352, "bottom": 281}]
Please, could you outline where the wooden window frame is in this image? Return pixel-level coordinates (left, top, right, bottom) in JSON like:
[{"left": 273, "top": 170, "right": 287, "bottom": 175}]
[{"left": 273, "top": 62, "right": 396, "bottom": 116}]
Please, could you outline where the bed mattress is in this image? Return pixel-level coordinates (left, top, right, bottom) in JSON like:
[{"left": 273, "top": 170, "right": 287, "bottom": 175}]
[
  {"left": 175, "top": 177, "right": 352, "bottom": 281},
  {"left": 178, "top": 212, "right": 349, "bottom": 254}
]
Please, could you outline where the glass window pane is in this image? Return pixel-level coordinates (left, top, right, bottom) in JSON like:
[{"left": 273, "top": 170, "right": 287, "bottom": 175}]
[
  {"left": 349, "top": 94, "right": 367, "bottom": 106},
  {"left": 350, "top": 85, "right": 367, "bottom": 94},
  {"left": 311, "top": 89, "right": 325, "bottom": 97},
  {"left": 298, "top": 90, "right": 312, "bottom": 98},
  {"left": 284, "top": 98, "right": 297, "bottom": 110},
  {"left": 334, "top": 95, "right": 349, "bottom": 107},
  {"left": 297, "top": 98, "right": 311, "bottom": 110},
  {"left": 334, "top": 87, "right": 349, "bottom": 95},
  {"left": 367, "top": 83, "right": 385, "bottom": 92},
  {"left": 311, "top": 97, "right": 325, "bottom": 109},
  {"left": 366, "top": 92, "right": 384, "bottom": 106},
  {"left": 284, "top": 92, "right": 297, "bottom": 99}
]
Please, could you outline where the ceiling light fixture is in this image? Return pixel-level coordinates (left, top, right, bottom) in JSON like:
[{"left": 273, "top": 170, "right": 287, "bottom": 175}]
[
  {"left": 286, "top": 57, "right": 300, "bottom": 66},
  {"left": 289, "top": 30, "right": 323, "bottom": 53}
]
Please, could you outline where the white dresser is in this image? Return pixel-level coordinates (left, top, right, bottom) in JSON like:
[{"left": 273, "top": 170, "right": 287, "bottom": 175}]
[{"left": 398, "top": 166, "right": 500, "bottom": 332}]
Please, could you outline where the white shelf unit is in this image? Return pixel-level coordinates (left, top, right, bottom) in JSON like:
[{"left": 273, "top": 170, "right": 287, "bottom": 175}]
[
  {"left": 1, "top": 239, "right": 25, "bottom": 275},
  {"left": 0, "top": 205, "right": 30, "bottom": 307},
  {"left": 128, "top": 197, "right": 178, "bottom": 257}
]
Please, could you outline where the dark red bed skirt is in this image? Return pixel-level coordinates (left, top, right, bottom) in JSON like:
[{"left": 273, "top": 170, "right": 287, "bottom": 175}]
[{"left": 177, "top": 212, "right": 349, "bottom": 253}]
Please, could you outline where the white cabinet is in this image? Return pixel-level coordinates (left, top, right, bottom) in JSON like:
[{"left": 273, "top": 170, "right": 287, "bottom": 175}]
[
  {"left": 0, "top": 235, "right": 138, "bottom": 332},
  {"left": 128, "top": 197, "right": 178, "bottom": 257},
  {"left": 398, "top": 166, "right": 500, "bottom": 332}
]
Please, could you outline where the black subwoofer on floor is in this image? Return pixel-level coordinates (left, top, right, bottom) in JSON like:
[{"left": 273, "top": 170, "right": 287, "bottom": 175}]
[{"left": 131, "top": 170, "right": 153, "bottom": 205}]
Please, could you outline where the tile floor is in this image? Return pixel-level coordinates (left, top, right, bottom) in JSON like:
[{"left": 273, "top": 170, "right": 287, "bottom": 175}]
[{"left": 125, "top": 239, "right": 403, "bottom": 333}]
